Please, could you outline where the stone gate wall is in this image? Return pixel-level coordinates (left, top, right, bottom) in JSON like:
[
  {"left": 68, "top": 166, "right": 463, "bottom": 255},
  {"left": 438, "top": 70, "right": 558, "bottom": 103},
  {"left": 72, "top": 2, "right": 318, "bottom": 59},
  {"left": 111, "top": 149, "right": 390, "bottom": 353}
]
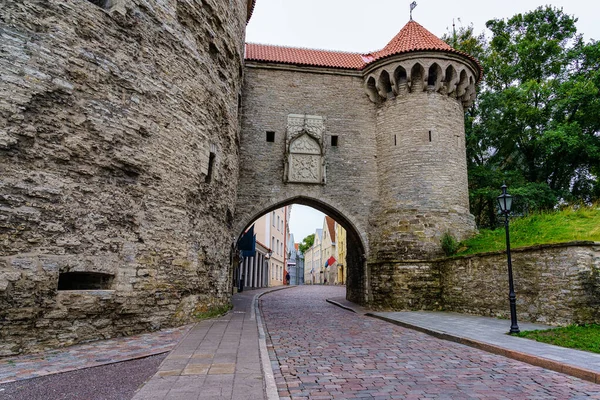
[
  {"left": 0, "top": 0, "right": 247, "bottom": 355},
  {"left": 368, "top": 242, "right": 600, "bottom": 326}
]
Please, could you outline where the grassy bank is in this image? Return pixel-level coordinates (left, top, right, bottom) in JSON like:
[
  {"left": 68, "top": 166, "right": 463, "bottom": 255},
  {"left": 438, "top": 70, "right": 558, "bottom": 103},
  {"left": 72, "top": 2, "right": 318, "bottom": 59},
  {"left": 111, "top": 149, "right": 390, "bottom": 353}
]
[
  {"left": 456, "top": 205, "right": 600, "bottom": 256},
  {"left": 518, "top": 324, "right": 600, "bottom": 354}
]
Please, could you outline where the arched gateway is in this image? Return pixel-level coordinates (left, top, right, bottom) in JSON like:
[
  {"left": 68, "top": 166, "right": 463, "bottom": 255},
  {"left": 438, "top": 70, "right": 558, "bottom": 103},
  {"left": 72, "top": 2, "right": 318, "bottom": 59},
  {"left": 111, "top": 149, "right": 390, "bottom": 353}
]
[
  {"left": 0, "top": 0, "right": 480, "bottom": 355},
  {"left": 238, "top": 21, "right": 481, "bottom": 305},
  {"left": 235, "top": 195, "right": 368, "bottom": 304}
]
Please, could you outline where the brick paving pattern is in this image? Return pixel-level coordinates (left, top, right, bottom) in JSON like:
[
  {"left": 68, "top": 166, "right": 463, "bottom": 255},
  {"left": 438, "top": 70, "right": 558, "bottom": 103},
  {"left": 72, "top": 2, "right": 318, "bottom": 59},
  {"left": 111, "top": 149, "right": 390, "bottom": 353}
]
[
  {"left": 0, "top": 325, "right": 192, "bottom": 384},
  {"left": 261, "top": 286, "right": 600, "bottom": 399},
  {"left": 132, "top": 289, "right": 269, "bottom": 400}
]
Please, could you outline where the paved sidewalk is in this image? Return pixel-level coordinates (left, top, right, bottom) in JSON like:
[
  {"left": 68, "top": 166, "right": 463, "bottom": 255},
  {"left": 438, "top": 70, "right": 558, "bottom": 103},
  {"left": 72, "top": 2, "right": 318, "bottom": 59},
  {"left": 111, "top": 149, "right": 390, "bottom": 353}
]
[
  {"left": 132, "top": 287, "right": 286, "bottom": 400},
  {"left": 0, "top": 324, "right": 192, "bottom": 384},
  {"left": 327, "top": 296, "right": 600, "bottom": 384}
]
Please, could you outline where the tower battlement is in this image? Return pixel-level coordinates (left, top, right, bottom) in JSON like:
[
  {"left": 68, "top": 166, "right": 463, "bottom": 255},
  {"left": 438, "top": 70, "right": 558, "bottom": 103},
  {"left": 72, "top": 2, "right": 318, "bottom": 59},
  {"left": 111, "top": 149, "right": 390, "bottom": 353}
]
[{"left": 364, "top": 52, "right": 479, "bottom": 108}]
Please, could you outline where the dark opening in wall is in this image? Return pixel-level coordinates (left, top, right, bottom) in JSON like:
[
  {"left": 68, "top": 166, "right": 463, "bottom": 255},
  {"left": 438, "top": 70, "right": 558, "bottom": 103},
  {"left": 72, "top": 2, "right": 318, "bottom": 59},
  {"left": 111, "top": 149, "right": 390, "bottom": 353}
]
[
  {"left": 429, "top": 131, "right": 432, "bottom": 142},
  {"left": 331, "top": 135, "right": 338, "bottom": 146},
  {"left": 206, "top": 152, "right": 216, "bottom": 183},
  {"left": 394, "top": 134, "right": 397, "bottom": 146},
  {"left": 58, "top": 272, "right": 114, "bottom": 290},
  {"left": 266, "top": 131, "right": 275, "bottom": 142},
  {"left": 87, "top": 0, "right": 110, "bottom": 8}
]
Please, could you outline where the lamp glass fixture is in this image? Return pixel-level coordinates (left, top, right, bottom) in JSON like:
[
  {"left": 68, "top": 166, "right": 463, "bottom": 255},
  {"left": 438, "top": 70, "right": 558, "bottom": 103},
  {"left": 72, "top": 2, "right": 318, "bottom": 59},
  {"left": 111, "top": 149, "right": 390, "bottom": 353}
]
[{"left": 497, "top": 184, "right": 513, "bottom": 213}]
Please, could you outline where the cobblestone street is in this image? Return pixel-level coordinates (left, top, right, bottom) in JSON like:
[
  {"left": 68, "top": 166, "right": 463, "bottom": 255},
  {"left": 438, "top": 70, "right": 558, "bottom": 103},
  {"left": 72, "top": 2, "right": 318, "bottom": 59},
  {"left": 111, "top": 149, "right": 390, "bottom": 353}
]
[{"left": 261, "top": 286, "right": 600, "bottom": 399}]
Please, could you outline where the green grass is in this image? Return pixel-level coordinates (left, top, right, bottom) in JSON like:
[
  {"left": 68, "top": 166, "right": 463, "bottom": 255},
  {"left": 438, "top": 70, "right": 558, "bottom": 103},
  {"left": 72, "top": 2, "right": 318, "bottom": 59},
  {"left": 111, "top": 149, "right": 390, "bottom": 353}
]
[
  {"left": 517, "top": 324, "right": 600, "bottom": 354},
  {"left": 457, "top": 204, "right": 600, "bottom": 256},
  {"left": 195, "top": 304, "right": 232, "bottom": 320}
]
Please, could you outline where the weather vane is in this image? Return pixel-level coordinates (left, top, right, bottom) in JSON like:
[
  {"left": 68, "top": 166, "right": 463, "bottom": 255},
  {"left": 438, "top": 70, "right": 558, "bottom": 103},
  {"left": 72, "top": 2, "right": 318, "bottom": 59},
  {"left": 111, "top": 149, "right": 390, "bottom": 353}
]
[{"left": 410, "top": 1, "right": 417, "bottom": 20}]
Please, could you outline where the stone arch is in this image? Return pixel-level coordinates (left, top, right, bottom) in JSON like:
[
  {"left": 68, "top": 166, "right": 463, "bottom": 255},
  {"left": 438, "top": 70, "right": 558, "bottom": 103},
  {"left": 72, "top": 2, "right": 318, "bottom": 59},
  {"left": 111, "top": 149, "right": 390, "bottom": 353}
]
[
  {"left": 378, "top": 70, "right": 394, "bottom": 99},
  {"left": 462, "top": 76, "right": 477, "bottom": 107},
  {"left": 394, "top": 66, "right": 408, "bottom": 94},
  {"left": 444, "top": 64, "right": 458, "bottom": 95},
  {"left": 456, "top": 69, "right": 469, "bottom": 98},
  {"left": 234, "top": 195, "right": 368, "bottom": 303},
  {"left": 427, "top": 63, "right": 443, "bottom": 92},
  {"left": 409, "top": 62, "right": 425, "bottom": 92},
  {"left": 365, "top": 76, "right": 380, "bottom": 102}
]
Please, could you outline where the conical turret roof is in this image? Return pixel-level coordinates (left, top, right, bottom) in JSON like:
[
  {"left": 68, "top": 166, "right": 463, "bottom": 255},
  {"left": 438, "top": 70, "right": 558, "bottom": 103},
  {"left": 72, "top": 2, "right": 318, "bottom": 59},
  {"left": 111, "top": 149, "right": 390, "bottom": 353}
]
[
  {"left": 362, "top": 20, "right": 482, "bottom": 81},
  {"left": 375, "top": 20, "right": 453, "bottom": 58}
]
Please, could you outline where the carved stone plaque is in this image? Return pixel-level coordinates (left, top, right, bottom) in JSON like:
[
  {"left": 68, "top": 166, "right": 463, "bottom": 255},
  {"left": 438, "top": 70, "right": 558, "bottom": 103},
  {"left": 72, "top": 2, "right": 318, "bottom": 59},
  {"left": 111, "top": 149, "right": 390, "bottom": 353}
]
[
  {"left": 289, "top": 149, "right": 321, "bottom": 183},
  {"left": 284, "top": 114, "right": 326, "bottom": 184}
]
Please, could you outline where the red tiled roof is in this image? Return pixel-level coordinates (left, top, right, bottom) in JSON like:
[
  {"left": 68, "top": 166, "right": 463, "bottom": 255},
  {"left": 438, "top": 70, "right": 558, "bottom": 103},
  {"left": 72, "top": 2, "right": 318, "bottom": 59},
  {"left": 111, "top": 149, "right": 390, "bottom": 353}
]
[
  {"left": 247, "top": 0, "right": 256, "bottom": 23},
  {"left": 366, "top": 20, "right": 454, "bottom": 61},
  {"left": 325, "top": 216, "right": 336, "bottom": 243},
  {"left": 245, "top": 43, "right": 366, "bottom": 70},
  {"left": 245, "top": 20, "right": 482, "bottom": 80}
]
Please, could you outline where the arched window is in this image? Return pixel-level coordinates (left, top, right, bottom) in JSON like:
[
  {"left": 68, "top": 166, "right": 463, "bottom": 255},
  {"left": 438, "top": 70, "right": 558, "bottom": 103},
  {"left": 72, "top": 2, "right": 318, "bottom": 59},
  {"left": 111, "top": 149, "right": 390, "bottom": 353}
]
[
  {"left": 378, "top": 70, "right": 394, "bottom": 99},
  {"left": 410, "top": 63, "right": 425, "bottom": 92}
]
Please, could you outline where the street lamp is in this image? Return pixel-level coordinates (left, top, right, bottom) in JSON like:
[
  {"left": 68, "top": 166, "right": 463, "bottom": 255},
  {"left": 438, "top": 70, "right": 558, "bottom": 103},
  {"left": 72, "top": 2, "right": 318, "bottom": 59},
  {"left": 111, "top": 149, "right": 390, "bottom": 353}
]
[
  {"left": 264, "top": 250, "right": 273, "bottom": 287},
  {"left": 497, "top": 184, "right": 520, "bottom": 334}
]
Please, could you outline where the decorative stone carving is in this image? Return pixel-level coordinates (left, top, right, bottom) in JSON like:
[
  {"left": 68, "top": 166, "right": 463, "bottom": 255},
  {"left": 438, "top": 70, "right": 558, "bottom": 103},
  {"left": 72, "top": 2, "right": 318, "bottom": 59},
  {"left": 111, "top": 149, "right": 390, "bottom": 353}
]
[{"left": 284, "top": 114, "right": 326, "bottom": 184}]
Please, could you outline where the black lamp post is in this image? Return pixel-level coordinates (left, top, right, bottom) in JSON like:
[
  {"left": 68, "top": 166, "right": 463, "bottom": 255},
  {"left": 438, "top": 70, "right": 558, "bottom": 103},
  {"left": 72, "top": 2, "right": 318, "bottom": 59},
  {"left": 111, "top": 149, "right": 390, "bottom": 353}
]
[{"left": 497, "top": 184, "right": 520, "bottom": 334}]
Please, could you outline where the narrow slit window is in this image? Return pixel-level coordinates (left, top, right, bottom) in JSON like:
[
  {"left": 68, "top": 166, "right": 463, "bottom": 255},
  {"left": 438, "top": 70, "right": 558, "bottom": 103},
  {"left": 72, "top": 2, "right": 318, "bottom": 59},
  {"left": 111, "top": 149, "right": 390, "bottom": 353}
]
[
  {"left": 331, "top": 135, "right": 338, "bottom": 146},
  {"left": 58, "top": 272, "right": 114, "bottom": 290},
  {"left": 394, "top": 135, "right": 397, "bottom": 146},
  {"left": 266, "top": 131, "right": 275, "bottom": 142},
  {"left": 428, "top": 131, "right": 432, "bottom": 142},
  {"left": 206, "top": 152, "right": 216, "bottom": 183}
]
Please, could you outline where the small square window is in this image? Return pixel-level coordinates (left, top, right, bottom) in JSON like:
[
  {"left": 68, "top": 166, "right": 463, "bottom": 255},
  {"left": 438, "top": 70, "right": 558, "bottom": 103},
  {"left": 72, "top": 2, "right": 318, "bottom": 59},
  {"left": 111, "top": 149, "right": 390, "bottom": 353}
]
[
  {"left": 331, "top": 135, "right": 338, "bottom": 146},
  {"left": 266, "top": 131, "right": 275, "bottom": 142}
]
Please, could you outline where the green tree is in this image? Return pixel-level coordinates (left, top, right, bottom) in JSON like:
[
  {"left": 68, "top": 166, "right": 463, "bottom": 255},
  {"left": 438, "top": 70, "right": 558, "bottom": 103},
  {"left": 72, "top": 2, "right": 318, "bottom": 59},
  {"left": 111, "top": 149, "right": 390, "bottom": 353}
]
[
  {"left": 298, "top": 233, "right": 315, "bottom": 254},
  {"left": 446, "top": 7, "right": 600, "bottom": 227}
]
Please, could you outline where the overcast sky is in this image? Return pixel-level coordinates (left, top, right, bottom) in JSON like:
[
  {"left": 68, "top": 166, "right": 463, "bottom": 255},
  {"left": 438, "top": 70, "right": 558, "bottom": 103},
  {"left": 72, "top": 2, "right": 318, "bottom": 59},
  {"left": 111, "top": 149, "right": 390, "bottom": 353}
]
[
  {"left": 246, "top": 0, "right": 599, "bottom": 53},
  {"left": 246, "top": 1, "right": 599, "bottom": 243}
]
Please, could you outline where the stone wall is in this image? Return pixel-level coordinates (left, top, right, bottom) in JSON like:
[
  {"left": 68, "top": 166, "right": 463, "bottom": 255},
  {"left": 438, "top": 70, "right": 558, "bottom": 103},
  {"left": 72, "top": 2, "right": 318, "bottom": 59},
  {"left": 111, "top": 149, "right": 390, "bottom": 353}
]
[
  {"left": 0, "top": 0, "right": 247, "bottom": 355},
  {"left": 237, "top": 65, "right": 377, "bottom": 238},
  {"left": 440, "top": 242, "right": 600, "bottom": 325},
  {"left": 238, "top": 64, "right": 378, "bottom": 302},
  {"left": 367, "top": 242, "right": 600, "bottom": 326}
]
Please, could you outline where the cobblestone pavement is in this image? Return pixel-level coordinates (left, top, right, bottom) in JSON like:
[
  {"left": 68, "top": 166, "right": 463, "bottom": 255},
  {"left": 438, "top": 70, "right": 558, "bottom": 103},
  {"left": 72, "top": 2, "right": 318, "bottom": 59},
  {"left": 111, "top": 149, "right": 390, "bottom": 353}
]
[
  {"left": 261, "top": 286, "right": 600, "bottom": 399},
  {"left": 0, "top": 324, "right": 192, "bottom": 384}
]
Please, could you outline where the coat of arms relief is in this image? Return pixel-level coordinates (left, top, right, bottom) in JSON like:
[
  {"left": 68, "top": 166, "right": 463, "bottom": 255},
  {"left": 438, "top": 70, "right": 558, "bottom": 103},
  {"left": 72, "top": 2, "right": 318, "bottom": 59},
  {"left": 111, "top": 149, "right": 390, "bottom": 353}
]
[{"left": 284, "top": 114, "right": 326, "bottom": 184}]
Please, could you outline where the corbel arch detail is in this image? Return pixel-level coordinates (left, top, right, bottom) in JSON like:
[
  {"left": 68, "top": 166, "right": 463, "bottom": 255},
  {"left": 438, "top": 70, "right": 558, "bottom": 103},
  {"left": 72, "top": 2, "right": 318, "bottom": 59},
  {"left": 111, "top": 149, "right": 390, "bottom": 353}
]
[{"left": 362, "top": 55, "right": 479, "bottom": 108}]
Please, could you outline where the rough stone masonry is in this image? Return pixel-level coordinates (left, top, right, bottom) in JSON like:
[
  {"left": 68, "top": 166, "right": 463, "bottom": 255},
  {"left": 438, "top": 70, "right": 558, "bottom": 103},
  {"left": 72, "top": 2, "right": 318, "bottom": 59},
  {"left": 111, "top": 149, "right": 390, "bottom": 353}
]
[{"left": 0, "top": 0, "right": 249, "bottom": 355}]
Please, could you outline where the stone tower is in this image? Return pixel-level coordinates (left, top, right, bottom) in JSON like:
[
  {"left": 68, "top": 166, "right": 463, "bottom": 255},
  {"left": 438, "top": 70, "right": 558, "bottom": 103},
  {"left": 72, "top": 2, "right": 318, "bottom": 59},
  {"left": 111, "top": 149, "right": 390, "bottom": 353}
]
[
  {"left": 0, "top": 0, "right": 252, "bottom": 355},
  {"left": 364, "top": 21, "right": 481, "bottom": 260}
]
